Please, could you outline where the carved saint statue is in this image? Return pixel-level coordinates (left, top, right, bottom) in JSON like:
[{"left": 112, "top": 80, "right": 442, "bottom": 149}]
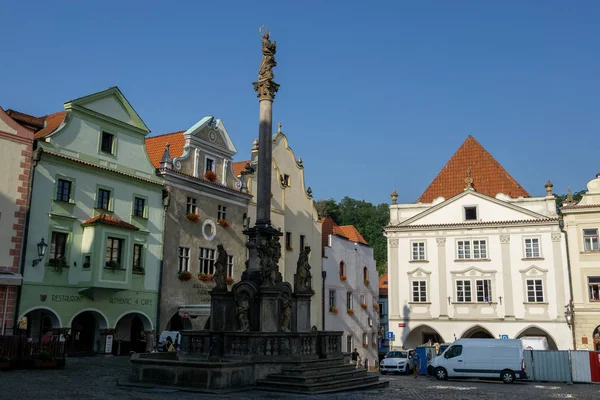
[
  {"left": 236, "top": 292, "right": 250, "bottom": 332},
  {"left": 295, "top": 246, "right": 313, "bottom": 292},
  {"left": 213, "top": 244, "right": 228, "bottom": 291},
  {"left": 280, "top": 294, "right": 291, "bottom": 332},
  {"left": 258, "top": 31, "right": 277, "bottom": 81}
]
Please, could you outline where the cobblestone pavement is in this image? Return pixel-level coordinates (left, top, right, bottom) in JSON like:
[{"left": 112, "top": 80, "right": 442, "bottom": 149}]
[{"left": 1, "top": 356, "right": 599, "bottom": 400}]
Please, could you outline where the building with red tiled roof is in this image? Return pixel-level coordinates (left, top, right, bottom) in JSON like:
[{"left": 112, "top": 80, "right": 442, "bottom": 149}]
[
  {"left": 417, "top": 136, "right": 530, "bottom": 203},
  {"left": 384, "top": 137, "right": 571, "bottom": 350},
  {"left": 148, "top": 116, "right": 252, "bottom": 333},
  {"left": 0, "top": 106, "right": 34, "bottom": 334},
  {"left": 16, "top": 87, "right": 165, "bottom": 353}
]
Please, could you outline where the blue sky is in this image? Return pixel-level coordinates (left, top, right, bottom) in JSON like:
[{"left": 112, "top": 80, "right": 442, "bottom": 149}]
[{"left": 1, "top": 1, "right": 598, "bottom": 205}]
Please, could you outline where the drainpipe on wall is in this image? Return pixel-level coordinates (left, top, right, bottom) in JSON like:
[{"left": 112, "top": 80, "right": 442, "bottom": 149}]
[
  {"left": 13, "top": 143, "right": 41, "bottom": 334},
  {"left": 560, "top": 220, "right": 577, "bottom": 350},
  {"left": 321, "top": 270, "right": 326, "bottom": 330}
]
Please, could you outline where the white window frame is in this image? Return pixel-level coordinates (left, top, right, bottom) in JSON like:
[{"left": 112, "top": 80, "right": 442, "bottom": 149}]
[
  {"left": 475, "top": 279, "right": 493, "bottom": 302},
  {"left": 205, "top": 156, "right": 215, "bottom": 173},
  {"left": 329, "top": 289, "right": 336, "bottom": 308},
  {"left": 346, "top": 292, "right": 353, "bottom": 310},
  {"left": 411, "top": 280, "right": 427, "bottom": 303},
  {"left": 178, "top": 247, "right": 190, "bottom": 273},
  {"left": 346, "top": 335, "right": 352, "bottom": 353},
  {"left": 526, "top": 279, "right": 545, "bottom": 303},
  {"left": 463, "top": 205, "right": 478, "bottom": 221},
  {"left": 456, "top": 239, "right": 488, "bottom": 259},
  {"left": 588, "top": 277, "right": 600, "bottom": 302},
  {"left": 456, "top": 280, "right": 472, "bottom": 302},
  {"left": 199, "top": 247, "right": 216, "bottom": 275},
  {"left": 411, "top": 241, "right": 426, "bottom": 261},
  {"left": 524, "top": 237, "right": 541, "bottom": 258},
  {"left": 227, "top": 255, "right": 234, "bottom": 277},
  {"left": 186, "top": 197, "right": 198, "bottom": 215},
  {"left": 362, "top": 332, "right": 368, "bottom": 346},
  {"left": 360, "top": 294, "right": 366, "bottom": 306},
  {"left": 218, "top": 205, "right": 227, "bottom": 221},
  {"left": 583, "top": 229, "right": 599, "bottom": 251}
]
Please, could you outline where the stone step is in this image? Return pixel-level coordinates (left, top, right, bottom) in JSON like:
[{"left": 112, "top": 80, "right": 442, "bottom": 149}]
[
  {"left": 285, "top": 357, "right": 346, "bottom": 369},
  {"left": 281, "top": 362, "right": 356, "bottom": 376},
  {"left": 255, "top": 374, "right": 386, "bottom": 394},
  {"left": 266, "top": 368, "right": 368, "bottom": 384}
]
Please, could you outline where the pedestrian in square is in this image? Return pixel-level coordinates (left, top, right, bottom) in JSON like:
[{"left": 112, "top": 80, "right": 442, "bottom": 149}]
[
  {"left": 412, "top": 352, "right": 421, "bottom": 378},
  {"left": 351, "top": 348, "right": 360, "bottom": 368}
]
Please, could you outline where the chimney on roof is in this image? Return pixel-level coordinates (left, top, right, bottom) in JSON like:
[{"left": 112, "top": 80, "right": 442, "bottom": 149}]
[{"left": 160, "top": 143, "right": 173, "bottom": 170}]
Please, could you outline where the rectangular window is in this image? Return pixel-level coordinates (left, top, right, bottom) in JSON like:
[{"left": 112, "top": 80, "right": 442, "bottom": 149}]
[
  {"left": 457, "top": 239, "right": 487, "bottom": 259},
  {"left": 346, "top": 292, "right": 353, "bottom": 310},
  {"left": 346, "top": 335, "right": 352, "bottom": 353},
  {"left": 205, "top": 158, "right": 214, "bottom": 172},
  {"left": 464, "top": 206, "right": 478, "bottom": 221},
  {"left": 56, "top": 179, "right": 71, "bottom": 202},
  {"left": 300, "top": 235, "right": 305, "bottom": 251},
  {"left": 411, "top": 242, "right": 426, "bottom": 260},
  {"left": 476, "top": 279, "right": 492, "bottom": 302},
  {"left": 378, "top": 303, "right": 384, "bottom": 318},
  {"left": 218, "top": 205, "right": 227, "bottom": 221},
  {"left": 360, "top": 294, "right": 366, "bottom": 305},
  {"left": 105, "top": 237, "right": 123, "bottom": 267},
  {"left": 368, "top": 316, "right": 373, "bottom": 327},
  {"left": 97, "top": 189, "right": 111, "bottom": 210},
  {"left": 285, "top": 232, "right": 292, "bottom": 250},
  {"left": 83, "top": 254, "right": 91, "bottom": 269},
  {"left": 526, "top": 279, "right": 544, "bottom": 302},
  {"left": 186, "top": 197, "right": 197, "bottom": 215},
  {"left": 178, "top": 247, "right": 190, "bottom": 273},
  {"left": 456, "top": 280, "right": 472, "bottom": 302},
  {"left": 133, "top": 244, "right": 143, "bottom": 270},
  {"left": 524, "top": 238, "right": 540, "bottom": 258},
  {"left": 329, "top": 290, "right": 336, "bottom": 308},
  {"left": 412, "top": 281, "right": 427, "bottom": 302},
  {"left": 133, "top": 197, "right": 145, "bottom": 217},
  {"left": 588, "top": 277, "right": 600, "bottom": 302},
  {"left": 227, "top": 255, "right": 234, "bottom": 277},
  {"left": 50, "top": 232, "right": 68, "bottom": 262},
  {"left": 199, "top": 247, "right": 216, "bottom": 275},
  {"left": 101, "top": 132, "right": 114, "bottom": 154},
  {"left": 584, "top": 229, "right": 599, "bottom": 251}
]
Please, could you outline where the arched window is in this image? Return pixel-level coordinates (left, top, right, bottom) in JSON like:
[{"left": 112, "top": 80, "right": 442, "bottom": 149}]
[
  {"left": 339, "top": 261, "right": 345, "bottom": 277},
  {"left": 362, "top": 332, "right": 368, "bottom": 346},
  {"left": 363, "top": 266, "right": 368, "bottom": 282}
]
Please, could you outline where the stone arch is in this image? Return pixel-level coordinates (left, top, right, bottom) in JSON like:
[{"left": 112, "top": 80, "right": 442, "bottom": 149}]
[
  {"left": 515, "top": 325, "right": 559, "bottom": 350},
  {"left": 114, "top": 311, "right": 153, "bottom": 331},
  {"left": 68, "top": 308, "right": 109, "bottom": 329},
  {"left": 19, "top": 306, "right": 62, "bottom": 328},
  {"left": 113, "top": 311, "right": 154, "bottom": 355},
  {"left": 460, "top": 325, "right": 494, "bottom": 339},
  {"left": 593, "top": 325, "right": 600, "bottom": 351},
  {"left": 19, "top": 306, "right": 62, "bottom": 340},
  {"left": 68, "top": 309, "right": 109, "bottom": 354},
  {"left": 403, "top": 324, "right": 445, "bottom": 349}
]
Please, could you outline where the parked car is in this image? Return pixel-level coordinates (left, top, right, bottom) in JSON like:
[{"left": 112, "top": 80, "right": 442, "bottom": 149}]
[
  {"left": 379, "top": 349, "right": 415, "bottom": 374},
  {"left": 430, "top": 339, "right": 527, "bottom": 384}
]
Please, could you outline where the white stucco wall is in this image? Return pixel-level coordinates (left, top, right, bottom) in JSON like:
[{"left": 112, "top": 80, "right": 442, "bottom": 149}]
[
  {"left": 386, "top": 189, "right": 572, "bottom": 350},
  {"left": 324, "top": 234, "right": 379, "bottom": 365}
]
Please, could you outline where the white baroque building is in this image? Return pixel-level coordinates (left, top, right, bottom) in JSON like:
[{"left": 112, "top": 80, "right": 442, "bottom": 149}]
[
  {"left": 384, "top": 136, "right": 572, "bottom": 350},
  {"left": 322, "top": 217, "right": 379, "bottom": 369}
]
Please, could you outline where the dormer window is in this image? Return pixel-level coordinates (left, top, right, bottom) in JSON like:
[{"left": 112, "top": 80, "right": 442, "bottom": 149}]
[
  {"left": 464, "top": 206, "right": 477, "bottom": 221},
  {"left": 101, "top": 132, "right": 115, "bottom": 154},
  {"left": 205, "top": 158, "right": 215, "bottom": 173}
]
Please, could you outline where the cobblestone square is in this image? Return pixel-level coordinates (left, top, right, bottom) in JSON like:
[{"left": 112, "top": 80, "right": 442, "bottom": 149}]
[{"left": 1, "top": 357, "right": 599, "bottom": 400}]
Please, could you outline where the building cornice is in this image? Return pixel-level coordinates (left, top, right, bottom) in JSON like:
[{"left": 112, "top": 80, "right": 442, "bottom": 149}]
[
  {"left": 158, "top": 168, "right": 251, "bottom": 201},
  {"left": 386, "top": 218, "right": 560, "bottom": 232}
]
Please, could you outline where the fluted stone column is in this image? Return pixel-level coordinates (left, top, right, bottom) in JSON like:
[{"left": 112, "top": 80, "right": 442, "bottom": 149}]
[
  {"left": 500, "top": 234, "right": 514, "bottom": 319},
  {"left": 551, "top": 232, "right": 567, "bottom": 318},
  {"left": 437, "top": 238, "right": 448, "bottom": 318}
]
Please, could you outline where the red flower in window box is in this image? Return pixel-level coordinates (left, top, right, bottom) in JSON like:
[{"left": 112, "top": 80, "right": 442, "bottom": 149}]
[
  {"left": 329, "top": 306, "right": 338, "bottom": 314},
  {"left": 186, "top": 213, "right": 200, "bottom": 223},
  {"left": 360, "top": 303, "right": 368, "bottom": 310},
  {"left": 226, "top": 276, "right": 234, "bottom": 285},
  {"left": 364, "top": 279, "right": 370, "bottom": 286},
  {"left": 217, "top": 219, "right": 230, "bottom": 227},
  {"left": 340, "top": 275, "right": 347, "bottom": 281},
  {"left": 362, "top": 344, "right": 369, "bottom": 348},
  {"left": 178, "top": 271, "right": 192, "bottom": 281},
  {"left": 346, "top": 309, "right": 354, "bottom": 315},
  {"left": 204, "top": 170, "right": 217, "bottom": 182},
  {"left": 198, "top": 273, "right": 214, "bottom": 281},
  {"left": 373, "top": 304, "right": 380, "bottom": 311},
  {"left": 371, "top": 343, "right": 377, "bottom": 348}
]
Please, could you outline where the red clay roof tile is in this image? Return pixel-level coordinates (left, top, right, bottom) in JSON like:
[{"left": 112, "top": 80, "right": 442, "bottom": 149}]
[
  {"left": 232, "top": 160, "right": 251, "bottom": 177},
  {"left": 34, "top": 111, "right": 66, "bottom": 139},
  {"left": 417, "top": 136, "right": 530, "bottom": 203},
  {"left": 321, "top": 216, "right": 368, "bottom": 246},
  {"left": 145, "top": 131, "right": 186, "bottom": 168},
  {"left": 82, "top": 213, "right": 139, "bottom": 231}
]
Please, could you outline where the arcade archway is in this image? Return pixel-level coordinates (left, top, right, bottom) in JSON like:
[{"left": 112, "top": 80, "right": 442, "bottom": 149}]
[
  {"left": 461, "top": 325, "right": 494, "bottom": 339},
  {"left": 68, "top": 310, "right": 108, "bottom": 354},
  {"left": 403, "top": 324, "right": 445, "bottom": 349},
  {"left": 20, "top": 307, "right": 61, "bottom": 340},
  {"left": 113, "top": 312, "right": 154, "bottom": 355},
  {"left": 516, "top": 325, "right": 559, "bottom": 350}
]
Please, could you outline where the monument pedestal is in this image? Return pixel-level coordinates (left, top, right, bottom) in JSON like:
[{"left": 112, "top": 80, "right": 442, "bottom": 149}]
[
  {"left": 210, "top": 291, "right": 235, "bottom": 331},
  {"left": 259, "top": 288, "right": 281, "bottom": 332},
  {"left": 294, "top": 292, "right": 312, "bottom": 332}
]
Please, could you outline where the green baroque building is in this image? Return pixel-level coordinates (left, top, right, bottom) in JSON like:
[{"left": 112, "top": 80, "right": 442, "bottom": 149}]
[{"left": 17, "top": 87, "right": 164, "bottom": 355}]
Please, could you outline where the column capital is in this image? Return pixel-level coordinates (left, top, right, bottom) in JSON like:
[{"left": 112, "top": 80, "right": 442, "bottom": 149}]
[
  {"left": 436, "top": 237, "right": 446, "bottom": 246},
  {"left": 389, "top": 239, "right": 399, "bottom": 248},
  {"left": 500, "top": 234, "right": 510, "bottom": 244},
  {"left": 253, "top": 79, "right": 280, "bottom": 100},
  {"left": 551, "top": 232, "right": 562, "bottom": 242}
]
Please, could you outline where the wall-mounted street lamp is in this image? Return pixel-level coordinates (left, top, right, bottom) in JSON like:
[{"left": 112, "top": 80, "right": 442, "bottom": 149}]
[
  {"left": 564, "top": 300, "right": 574, "bottom": 328},
  {"left": 32, "top": 238, "right": 48, "bottom": 267}
]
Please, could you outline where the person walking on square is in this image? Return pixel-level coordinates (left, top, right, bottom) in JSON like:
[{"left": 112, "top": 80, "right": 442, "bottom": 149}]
[
  {"left": 351, "top": 348, "right": 360, "bottom": 368},
  {"left": 411, "top": 352, "right": 421, "bottom": 378}
]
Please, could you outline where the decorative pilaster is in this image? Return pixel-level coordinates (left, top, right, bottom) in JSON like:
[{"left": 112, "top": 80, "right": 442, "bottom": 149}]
[
  {"left": 499, "top": 234, "right": 514, "bottom": 319},
  {"left": 551, "top": 231, "right": 567, "bottom": 318},
  {"left": 388, "top": 239, "right": 399, "bottom": 318},
  {"left": 436, "top": 238, "right": 448, "bottom": 318}
]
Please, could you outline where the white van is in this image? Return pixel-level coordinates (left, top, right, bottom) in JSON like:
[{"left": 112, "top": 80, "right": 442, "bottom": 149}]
[{"left": 430, "top": 339, "right": 527, "bottom": 384}]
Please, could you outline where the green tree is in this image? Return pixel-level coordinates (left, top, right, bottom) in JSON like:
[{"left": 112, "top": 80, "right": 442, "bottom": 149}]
[
  {"left": 554, "top": 190, "right": 585, "bottom": 215},
  {"left": 316, "top": 197, "right": 389, "bottom": 276}
]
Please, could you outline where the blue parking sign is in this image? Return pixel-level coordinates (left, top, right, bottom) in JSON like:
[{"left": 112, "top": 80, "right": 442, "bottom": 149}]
[
  {"left": 386, "top": 332, "right": 394, "bottom": 339},
  {"left": 501, "top": 334, "right": 509, "bottom": 339}
]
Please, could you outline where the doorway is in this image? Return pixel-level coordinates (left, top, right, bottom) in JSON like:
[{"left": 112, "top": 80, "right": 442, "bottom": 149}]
[{"left": 69, "top": 312, "right": 97, "bottom": 354}]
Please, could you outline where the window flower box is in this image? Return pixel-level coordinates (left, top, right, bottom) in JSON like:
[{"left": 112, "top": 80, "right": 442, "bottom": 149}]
[
  {"left": 204, "top": 170, "right": 217, "bottom": 182},
  {"left": 226, "top": 276, "right": 234, "bottom": 285},
  {"left": 373, "top": 304, "right": 380, "bottom": 311},
  {"left": 329, "top": 306, "right": 338, "bottom": 314},
  {"left": 371, "top": 343, "right": 377, "bottom": 348},
  {"left": 133, "top": 266, "right": 145, "bottom": 275},
  {"left": 198, "top": 273, "right": 214, "bottom": 281},
  {"left": 186, "top": 213, "right": 200, "bottom": 223},
  {"left": 362, "top": 344, "right": 369, "bottom": 348},
  {"left": 346, "top": 309, "right": 354, "bottom": 315},
  {"left": 360, "top": 303, "right": 368, "bottom": 310},
  {"left": 47, "top": 257, "right": 68, "bottom": 273},
  {"left": 364, "top": 279, "right": 370, "bottom": 286},
  {"left": 340, "top": 275, "right": 347, "bottom": 281},
  {"left": 105, "top": 260, "right": 124, "bottom": 274},
  {"left": 217, "top": 219, "right": 230, "bottom": 227},
  {"left": 178, "top": 271, "right": 192, "bottom": 281}
]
